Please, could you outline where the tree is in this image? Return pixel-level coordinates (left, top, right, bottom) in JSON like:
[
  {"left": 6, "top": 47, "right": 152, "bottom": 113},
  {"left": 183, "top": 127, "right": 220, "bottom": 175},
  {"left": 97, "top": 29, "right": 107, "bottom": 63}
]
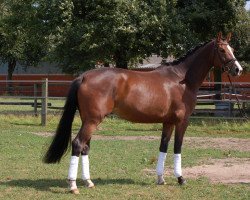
[
  {"left": 48, "top": 0, "right": 178, "bottom": 72},
  {"left": 173, "top": 0, "right": 249, "bottom": 100},
  {"left": 2, "top": 0, "right": 248, "bottom": 76},
  {"left": 0, "top": 0, "right": 48, "bottom": 90},
  {"left": 48, "top": 0, "right": 249, "bottom": 73},
  {"left": 232, "top": 9, "right": 250, "bottom": 72},
  {"left": 172, "top": 0, "right": 248, "bottom": 53}
]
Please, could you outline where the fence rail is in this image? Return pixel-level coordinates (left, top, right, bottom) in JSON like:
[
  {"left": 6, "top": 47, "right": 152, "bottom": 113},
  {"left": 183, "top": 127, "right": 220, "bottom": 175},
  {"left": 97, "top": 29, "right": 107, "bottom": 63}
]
[{"left": 0, "top": 80, "right": 249, "bottom": 125}]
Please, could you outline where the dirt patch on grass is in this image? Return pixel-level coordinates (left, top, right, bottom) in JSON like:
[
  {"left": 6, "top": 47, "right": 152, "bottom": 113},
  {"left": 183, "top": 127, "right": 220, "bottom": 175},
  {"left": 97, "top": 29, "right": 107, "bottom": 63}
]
[
  {"left": 35, "top": 132, "right": 250, "bottom": 152},
  {"left": 184, "top": 137, "right": 250, "bottom": 152},
  {"left": 93, "top": 135, "right": 250, "bottom": 152},
  {"left": 33, "top": 132, "right": 53, "bottom": 137},
  {"left": 183, "top": 158, "right": 250, "bottom": 184},
  {"left": 144, "top": 158, "right": 250, "bottom": 184},
  {"left": 93, "top": 135, "right": 159, "bottom": 141}
]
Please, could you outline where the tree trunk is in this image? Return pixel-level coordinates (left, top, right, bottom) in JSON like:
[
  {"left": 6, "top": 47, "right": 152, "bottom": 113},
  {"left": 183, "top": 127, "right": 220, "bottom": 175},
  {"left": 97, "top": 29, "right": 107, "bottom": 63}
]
[
  {"left": 114, "top": 51, "right": 128, "bottom": 69},
  {"left": 7, "top": 59, "right": 16, "bottom": 95}
]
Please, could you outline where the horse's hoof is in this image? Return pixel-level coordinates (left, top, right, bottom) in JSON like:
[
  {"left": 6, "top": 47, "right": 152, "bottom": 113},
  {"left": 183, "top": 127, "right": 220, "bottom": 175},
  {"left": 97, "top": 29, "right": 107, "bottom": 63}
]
[
  {"left": 68, "top": 180, "right": 79, "bottom": 194},
  {"left": 177, "top": 176, "right": 186, "bottom": 185},
  {"left": 157, "top": 180, "right": 166, "bottom": 185},
  {"left": 70, "top": 189, "right": 80, "bottom": 194},
  {"left": 157, "top": 175, "right": 166, "bottom": 185},
  {"left": 83, "top": 179, "right": 95, "bottom": 188}
]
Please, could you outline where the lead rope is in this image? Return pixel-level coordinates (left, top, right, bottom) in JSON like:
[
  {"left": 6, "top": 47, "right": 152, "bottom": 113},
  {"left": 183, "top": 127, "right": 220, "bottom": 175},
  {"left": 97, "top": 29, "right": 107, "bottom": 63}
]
[{"left": 227, "top": 75, "right": 249, "bottom": 120}]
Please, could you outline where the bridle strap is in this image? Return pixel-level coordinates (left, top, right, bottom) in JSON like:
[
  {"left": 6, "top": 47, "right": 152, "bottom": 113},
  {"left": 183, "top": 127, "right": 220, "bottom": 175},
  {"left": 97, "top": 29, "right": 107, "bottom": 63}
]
[
  {"left": 221, "top": 58, "right": 237, "bottom": 72},
  {"left": 227, "top": 74, "right": 248, "bottom": 119},
  {"left": 213, "top": 41, "right": 237, "bottom": 72}
]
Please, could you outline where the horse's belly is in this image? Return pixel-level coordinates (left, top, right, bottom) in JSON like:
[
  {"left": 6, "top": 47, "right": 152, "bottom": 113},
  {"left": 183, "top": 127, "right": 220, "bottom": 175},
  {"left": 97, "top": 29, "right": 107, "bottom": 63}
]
[{"left": 113, "top": 103, "right": 168, "bottom": 123}]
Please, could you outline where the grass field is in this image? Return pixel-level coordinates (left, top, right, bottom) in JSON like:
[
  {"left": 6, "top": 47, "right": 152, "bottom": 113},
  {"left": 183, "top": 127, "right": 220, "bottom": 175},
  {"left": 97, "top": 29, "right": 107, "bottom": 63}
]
[
  {"left": 0, "top": 113, "right": 249, "bottom": 138},
  {"left": 0, "top": 114, "right": 249, "bottom": 200}
]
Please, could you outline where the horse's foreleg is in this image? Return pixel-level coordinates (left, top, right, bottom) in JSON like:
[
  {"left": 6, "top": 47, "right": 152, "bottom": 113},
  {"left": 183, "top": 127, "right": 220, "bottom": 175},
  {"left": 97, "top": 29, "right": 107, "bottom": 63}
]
[
  {"left": 156, "top": 123, "right": 174, "bottom": 185},
  {"left": 173, "top": 119, "right": 188, "bottom": 185},
  {"left": 68, "top": 120, "right": 98, "bottom": 194}
]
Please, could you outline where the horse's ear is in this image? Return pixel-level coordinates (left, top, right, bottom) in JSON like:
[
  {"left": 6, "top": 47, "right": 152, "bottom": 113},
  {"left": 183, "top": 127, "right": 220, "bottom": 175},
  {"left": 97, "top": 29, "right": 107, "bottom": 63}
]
[
  {"left": 217, "top": 32, "right": 222, "bottom": 42},
  {"left": 226, "top": 32, "right": 232, "bottom": 42}
]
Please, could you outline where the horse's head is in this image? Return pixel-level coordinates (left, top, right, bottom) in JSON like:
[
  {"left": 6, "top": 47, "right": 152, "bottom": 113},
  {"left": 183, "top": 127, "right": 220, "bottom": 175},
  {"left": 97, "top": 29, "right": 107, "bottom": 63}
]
[{"left": 213, "top": 32, "right": 243, "bottom": 76}]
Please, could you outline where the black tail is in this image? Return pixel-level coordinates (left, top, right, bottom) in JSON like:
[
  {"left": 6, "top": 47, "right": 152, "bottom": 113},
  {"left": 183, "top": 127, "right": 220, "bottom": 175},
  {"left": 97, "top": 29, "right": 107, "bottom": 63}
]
[{"left": 43, "top": 77, "right": 82, "bottom": 163}]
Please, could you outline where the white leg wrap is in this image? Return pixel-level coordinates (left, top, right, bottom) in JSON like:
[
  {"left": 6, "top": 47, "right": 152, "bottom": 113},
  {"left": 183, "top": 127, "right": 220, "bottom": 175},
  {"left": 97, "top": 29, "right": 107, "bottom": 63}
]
[
  {"left": 68, "top": 156, "right": 79, "bottom": 181},
  {"left": 81, "top": 155, "right": 90, "bottom": 180},
  {"left": 156, "top": 152, "right": 167, "bottom": 176},
  {"left": 174, "top": 154, "right": 182, "bottom": 177}
]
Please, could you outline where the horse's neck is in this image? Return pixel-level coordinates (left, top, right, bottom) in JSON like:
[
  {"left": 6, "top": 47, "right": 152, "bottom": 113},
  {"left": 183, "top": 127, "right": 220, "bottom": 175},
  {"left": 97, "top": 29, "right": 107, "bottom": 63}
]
[{"left": 180, "top": 42, "right": 214, "bottom": 91}]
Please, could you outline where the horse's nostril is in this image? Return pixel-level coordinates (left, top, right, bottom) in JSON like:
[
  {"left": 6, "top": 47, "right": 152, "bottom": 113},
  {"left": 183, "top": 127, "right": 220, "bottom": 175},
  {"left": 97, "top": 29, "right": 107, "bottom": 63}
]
[{"left": 236, "top": 68, "right": 239, "bottom": 73}]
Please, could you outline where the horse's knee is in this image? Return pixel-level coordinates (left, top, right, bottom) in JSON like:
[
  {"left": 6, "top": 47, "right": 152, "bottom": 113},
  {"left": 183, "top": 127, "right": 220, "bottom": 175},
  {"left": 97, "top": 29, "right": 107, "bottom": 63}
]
[{"left": 72, "top": 138, "right": 82, "bottom": 156}]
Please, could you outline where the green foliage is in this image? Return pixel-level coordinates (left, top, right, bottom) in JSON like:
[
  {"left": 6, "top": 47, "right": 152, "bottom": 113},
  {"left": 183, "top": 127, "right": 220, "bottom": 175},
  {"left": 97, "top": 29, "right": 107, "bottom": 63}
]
[
  {"left": 48, "top": 0, "right": 176, "bottom": 72},
  {"left": 0, "top": 0, "right": 249, "bottom": 73},
  {"left": 47, "top": 0, "right": 249, "bottom": 72},
  {"left": 175, "top": 1, "right": 249, "bottom": 53},
  {"left": 232, "top": 10, "right": 250, "bottom": 72},
  {"left": 0, "top": 0, "right": 48, "bottom": 66},
  {"left": 174, "top": 0, "right": 249, "bottom": 75}
]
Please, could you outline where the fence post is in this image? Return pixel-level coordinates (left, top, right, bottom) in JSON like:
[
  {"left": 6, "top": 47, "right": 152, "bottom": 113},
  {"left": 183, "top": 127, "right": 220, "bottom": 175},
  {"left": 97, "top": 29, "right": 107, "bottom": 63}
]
[
  {"left": 41, "top": 78, "right": 48, "bottom": 126},
  {"left": 34, "top": 83, "right": 38, "bottom": 116},
  {"left": 229, "top": 85, "right": 232, "bottom": 117}
]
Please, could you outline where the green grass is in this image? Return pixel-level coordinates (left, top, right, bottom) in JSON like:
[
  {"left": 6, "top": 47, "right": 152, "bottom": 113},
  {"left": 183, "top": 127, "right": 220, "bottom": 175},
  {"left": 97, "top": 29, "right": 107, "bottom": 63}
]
[
  {"left": 0, "top": 98, "right": 65, "bottom": 114},
  {"left": 0, "top": 114, "right": 249, "bottom": 199},
  {"left": 0, "top": 113, "right": 249, "bottom": 138},
  {"left": 0, "top": 129, "right": 249, "bottom": 200}
]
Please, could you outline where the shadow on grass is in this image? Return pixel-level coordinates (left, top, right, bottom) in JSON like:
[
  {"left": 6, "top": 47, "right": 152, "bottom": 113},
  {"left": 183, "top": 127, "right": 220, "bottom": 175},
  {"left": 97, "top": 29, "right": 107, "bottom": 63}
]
[
  {"left": 10, "top": 122, "right": 41, "bottom": 127},
  {"left": 1, "top": 178, "right": 148, "bottom": 192},
  {"left": 0, "top": 179, "right": 66, "bottom": 193},
  {"left": 125, "top": 128, "right": 161, "bottom": 132},
  {"left": 92, "top": 178, "right": 149, "bottom": 186}
]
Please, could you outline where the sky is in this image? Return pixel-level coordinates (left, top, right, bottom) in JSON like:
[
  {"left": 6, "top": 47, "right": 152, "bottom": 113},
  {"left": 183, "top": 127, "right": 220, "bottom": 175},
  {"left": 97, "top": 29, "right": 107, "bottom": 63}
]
[{"left": 246, "top": 1, "right": 250, "bottom": 10}]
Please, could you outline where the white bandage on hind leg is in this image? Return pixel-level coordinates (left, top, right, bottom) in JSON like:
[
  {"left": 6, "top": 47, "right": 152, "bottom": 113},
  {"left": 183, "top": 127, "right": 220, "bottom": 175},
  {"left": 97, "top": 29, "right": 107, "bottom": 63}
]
[
  {"left": 174, "top": 154, "right": 182, "bottom": 177},
  {"left": 68, "top": 156, "right": 79, "bottom": 180},
  {"left": 81, "top": 155, "right": 90, "bottom": 180},
  {"left": 156, "top": 152, "right": 167, "bottom": 176}
]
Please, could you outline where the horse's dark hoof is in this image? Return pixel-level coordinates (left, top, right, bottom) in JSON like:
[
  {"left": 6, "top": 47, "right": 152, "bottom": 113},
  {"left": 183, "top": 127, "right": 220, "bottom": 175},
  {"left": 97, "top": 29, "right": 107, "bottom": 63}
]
[{"left": 177, "top": 176, "right": 186, "bottom": 185}]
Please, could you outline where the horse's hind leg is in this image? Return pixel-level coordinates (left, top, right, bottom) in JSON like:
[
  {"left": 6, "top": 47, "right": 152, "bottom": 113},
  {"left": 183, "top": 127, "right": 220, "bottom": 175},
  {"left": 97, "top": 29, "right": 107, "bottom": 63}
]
[
  {"left": 68, "top": 119, "right": 100, "bottom": 193},
  {"left": 156, "top": 123, "right": 174, "bottom": 185},
  {"left": 173, "top": 119, "right": 188, "bottom": 185},
  {"left": 81, "top": 138, "right": 94, "bottom": 188}
]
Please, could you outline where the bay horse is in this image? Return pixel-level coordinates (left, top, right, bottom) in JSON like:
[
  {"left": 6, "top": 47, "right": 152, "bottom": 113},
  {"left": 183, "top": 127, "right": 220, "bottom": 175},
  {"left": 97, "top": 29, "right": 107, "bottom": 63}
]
[{"left": 44, "top": 33, "right": 242, "bottom": 194}]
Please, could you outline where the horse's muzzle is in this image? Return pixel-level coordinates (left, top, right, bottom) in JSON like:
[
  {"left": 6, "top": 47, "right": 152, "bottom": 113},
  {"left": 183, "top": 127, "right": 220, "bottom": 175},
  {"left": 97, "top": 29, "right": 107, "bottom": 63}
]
[
  {"left": 225, "top": 60, "right": 243, "bottom": 77},
  {"left": 231, "top": 61, "right": 243, "bottom": 76}
]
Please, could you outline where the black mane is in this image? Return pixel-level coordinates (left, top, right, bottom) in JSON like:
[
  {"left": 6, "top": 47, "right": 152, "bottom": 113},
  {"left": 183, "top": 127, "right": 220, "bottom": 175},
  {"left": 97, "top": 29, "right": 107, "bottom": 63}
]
[{"left": 162, "top": 41, "right": 211, "bottom": 66}]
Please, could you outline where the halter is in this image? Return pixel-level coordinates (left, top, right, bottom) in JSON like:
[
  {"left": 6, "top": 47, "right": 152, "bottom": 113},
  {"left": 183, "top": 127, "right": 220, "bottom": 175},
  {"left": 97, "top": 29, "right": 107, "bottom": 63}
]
[{"left": 213, "top": 41, "right": 237, "bottom": 73}]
